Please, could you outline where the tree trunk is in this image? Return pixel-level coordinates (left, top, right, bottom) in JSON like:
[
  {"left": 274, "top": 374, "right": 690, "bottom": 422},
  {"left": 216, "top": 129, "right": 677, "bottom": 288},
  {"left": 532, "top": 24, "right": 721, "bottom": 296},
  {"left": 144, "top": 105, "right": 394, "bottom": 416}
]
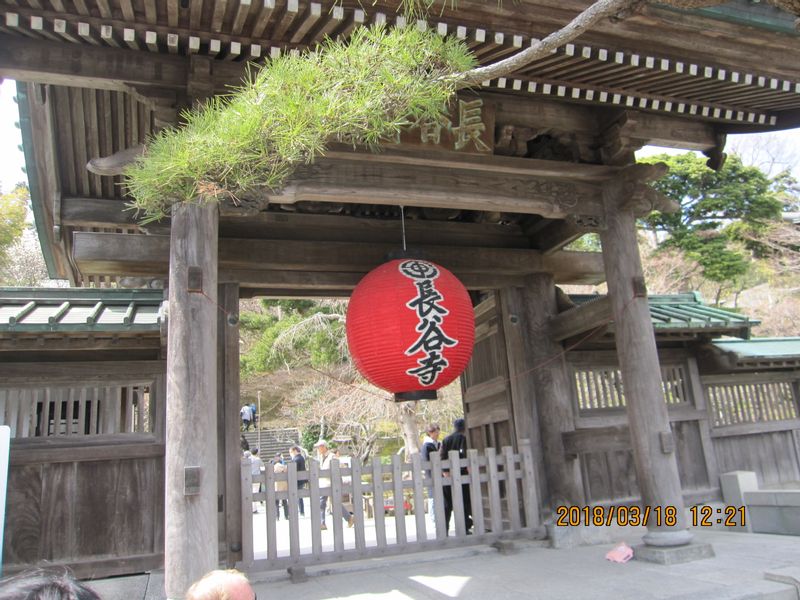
[{"left": 397, "top": 402, "right": 420, "bottom": 459}]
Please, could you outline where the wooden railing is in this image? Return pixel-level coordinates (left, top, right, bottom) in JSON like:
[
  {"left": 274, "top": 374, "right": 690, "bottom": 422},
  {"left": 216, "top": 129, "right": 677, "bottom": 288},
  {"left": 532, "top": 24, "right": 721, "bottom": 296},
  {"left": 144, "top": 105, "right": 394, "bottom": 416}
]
[
  {"left": 0, "top": 381, "right": 157, "bottom": 439},
  {"left": 239, "top": 445, "right": 538, "bottom": 572}
]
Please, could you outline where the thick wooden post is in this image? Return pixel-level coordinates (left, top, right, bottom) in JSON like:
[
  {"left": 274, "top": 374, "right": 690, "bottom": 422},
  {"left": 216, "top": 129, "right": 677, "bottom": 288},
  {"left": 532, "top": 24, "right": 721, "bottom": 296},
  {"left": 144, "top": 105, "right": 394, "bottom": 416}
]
[
  {"left": 165, "top": 201, "right": 220, "bottom": 598},
  {"left": 217, "top": 283, "right": 242, "bottom": 566},
  {"left": 518, "top": 276, "right": 584, "bottom": 508},
  {"left": 600, "top": 188, "right": 692, "bottom": 547}
]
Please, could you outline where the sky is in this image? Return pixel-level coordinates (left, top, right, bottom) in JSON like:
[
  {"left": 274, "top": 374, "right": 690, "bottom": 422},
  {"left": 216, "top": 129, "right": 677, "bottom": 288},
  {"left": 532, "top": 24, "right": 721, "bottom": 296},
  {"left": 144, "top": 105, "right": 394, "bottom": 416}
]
[{"left": 1, "top": 76, "right": 799, "bottom": 195}]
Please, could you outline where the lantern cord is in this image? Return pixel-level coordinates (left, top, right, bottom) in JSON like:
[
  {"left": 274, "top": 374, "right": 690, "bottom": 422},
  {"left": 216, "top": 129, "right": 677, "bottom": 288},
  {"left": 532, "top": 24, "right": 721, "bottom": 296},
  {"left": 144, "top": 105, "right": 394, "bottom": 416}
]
[{"left": 400, "top": 205, "right": 407, "bottom": 252}]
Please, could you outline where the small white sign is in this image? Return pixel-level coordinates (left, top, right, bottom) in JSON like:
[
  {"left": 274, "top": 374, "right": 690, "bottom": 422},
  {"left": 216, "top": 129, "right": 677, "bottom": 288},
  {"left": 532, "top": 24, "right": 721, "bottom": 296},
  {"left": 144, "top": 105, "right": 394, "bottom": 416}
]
[{"left": 0, "top": 425, "right": 9, "bottom": 576}]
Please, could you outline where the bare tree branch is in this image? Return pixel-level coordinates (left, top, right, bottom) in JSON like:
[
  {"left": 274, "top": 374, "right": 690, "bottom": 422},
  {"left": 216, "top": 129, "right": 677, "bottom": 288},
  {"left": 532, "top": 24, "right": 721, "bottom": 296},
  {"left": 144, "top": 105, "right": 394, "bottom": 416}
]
[{"left": 458, "top": 0, "right": 641, "bottom": 85}]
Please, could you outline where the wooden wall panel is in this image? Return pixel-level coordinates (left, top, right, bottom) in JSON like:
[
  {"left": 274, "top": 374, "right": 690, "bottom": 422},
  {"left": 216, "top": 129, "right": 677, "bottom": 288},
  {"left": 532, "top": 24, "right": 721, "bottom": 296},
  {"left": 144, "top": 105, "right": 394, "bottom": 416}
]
[
  {"left": 672, "top": 421, "right": 709, "bottom": 491},
  {"left": 3, "top": 465, "right": 43, "bottom": 565},
  {"left": 714, "top": 432, "right": 800, "bottom": 488}
]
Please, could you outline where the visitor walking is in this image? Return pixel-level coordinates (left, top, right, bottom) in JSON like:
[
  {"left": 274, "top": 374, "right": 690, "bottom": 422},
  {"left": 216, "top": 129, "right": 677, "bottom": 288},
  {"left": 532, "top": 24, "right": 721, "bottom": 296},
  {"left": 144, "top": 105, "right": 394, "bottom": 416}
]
[
  {"left": 240, "top": 404, "right": 253, "bottom": 431},
  {"left": 315, "top": 439, "right": 354, "bottom": 530},
  {"left": 440, "top": 418, "right": 472, "bottom": 535},
  {"left": 289, "top": 445, "right": 307, "bottom": 517},
  {"left": 250, "top": 448, "right": 265, "bottom": 513}
]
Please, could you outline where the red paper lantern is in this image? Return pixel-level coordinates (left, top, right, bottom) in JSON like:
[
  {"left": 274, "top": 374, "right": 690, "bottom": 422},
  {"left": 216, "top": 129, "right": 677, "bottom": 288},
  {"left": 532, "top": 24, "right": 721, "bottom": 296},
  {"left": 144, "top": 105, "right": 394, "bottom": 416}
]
[{"left": 346, "top": 258, "right": 475, "bottom": 401}]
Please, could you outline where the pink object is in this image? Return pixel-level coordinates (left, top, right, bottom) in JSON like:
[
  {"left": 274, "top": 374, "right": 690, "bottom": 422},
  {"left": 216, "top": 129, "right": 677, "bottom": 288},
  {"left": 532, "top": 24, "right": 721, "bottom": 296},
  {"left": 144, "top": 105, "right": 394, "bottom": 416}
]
[{"left": 605, "top": 542, "right": 634, "bottom": 563}]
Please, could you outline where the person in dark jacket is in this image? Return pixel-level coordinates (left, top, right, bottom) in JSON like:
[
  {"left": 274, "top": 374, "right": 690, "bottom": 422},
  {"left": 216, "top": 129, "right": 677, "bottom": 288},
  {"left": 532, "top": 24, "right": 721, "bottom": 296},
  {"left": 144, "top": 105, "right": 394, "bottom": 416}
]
[
  {"left": 289, "top": 445, "right": 307, "bottom": 517},
  {"left": 440, "top": 418, "right": 472, "bottom": 535}
]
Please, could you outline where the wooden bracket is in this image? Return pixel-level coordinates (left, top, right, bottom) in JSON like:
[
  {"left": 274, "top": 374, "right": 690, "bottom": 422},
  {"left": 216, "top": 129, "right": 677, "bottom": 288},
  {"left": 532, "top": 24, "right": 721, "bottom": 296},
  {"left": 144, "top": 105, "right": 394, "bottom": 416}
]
[
  {"left": 632, "top": 277, "right": 647, "bottom": 298},
  {"left": 659, "top": 431, "right": 675, "bottom": 454},
  {"left": 187, "top": 266, "right": 203, "bottom": 293},
  {"left": 184, "top": 466, "right": 201, "bottom": 495}
]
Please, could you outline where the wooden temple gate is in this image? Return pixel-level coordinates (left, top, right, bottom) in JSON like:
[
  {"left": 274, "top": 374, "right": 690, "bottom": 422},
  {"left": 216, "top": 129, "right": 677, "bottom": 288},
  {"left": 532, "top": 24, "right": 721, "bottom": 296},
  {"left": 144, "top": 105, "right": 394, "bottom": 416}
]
[{"left": 2, "top": 0, "right": 800, "bottom": 595}]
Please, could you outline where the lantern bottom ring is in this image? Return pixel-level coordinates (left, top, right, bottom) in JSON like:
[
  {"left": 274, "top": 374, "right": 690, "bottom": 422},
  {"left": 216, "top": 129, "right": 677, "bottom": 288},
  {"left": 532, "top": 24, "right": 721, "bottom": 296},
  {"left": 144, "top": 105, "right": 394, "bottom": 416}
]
[{"left": 394, "top": 390, "right": 438, "bottom": 402}]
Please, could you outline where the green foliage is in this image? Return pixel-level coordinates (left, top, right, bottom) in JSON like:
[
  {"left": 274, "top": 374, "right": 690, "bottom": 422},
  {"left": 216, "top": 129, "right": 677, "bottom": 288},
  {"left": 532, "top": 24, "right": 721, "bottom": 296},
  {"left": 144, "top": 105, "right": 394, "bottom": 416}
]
[
  {"left": 240, "top": 303, "right": 346, "bottom": 375},
  {"left": 300, "top": 424, "right": 322, "bottom": 452},
  {"left": 564, "top": 233, "right": 601, "bottom": 252},
  {"left": 0, "top": 185, "right": 28, "bottom": 269},
  {"left": 125, "top": 26, "right": 475, "bottom": 221},
  {"left": 261, "top": 299, "right": 317, "bottom": 314},
  {"left": 640, "top": 153, "right": 782, "bottom": 285}
]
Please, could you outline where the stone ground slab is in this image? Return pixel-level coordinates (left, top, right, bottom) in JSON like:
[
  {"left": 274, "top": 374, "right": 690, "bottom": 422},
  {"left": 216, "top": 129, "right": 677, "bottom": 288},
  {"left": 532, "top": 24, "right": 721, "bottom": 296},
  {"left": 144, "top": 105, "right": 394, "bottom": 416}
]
[{"left": 84, "top": 530, "right": 800, "bottom": 600}]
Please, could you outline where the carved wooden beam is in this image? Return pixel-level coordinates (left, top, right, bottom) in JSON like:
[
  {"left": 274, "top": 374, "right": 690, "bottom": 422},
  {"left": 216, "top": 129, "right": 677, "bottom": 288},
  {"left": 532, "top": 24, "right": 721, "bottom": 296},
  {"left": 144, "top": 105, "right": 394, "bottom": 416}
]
[
  {"left": 548, "top": 295, "right": 613, "bottom": 341},
  {"left": 71, "top": 231, "right": 606, "bottom": 286},
  {"left": 0, "top": 34, "right": 245, "bottom": 93}
]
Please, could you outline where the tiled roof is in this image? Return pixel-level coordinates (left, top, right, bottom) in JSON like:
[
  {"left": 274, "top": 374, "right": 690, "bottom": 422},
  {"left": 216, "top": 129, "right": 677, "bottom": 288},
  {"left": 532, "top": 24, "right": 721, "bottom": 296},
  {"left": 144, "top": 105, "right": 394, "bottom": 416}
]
[
  {"left": 0, "top": 288, "right": 162, "bottom": 333},
  {"left": 570, "top": 292, "right": 757, "bottom": 338}
]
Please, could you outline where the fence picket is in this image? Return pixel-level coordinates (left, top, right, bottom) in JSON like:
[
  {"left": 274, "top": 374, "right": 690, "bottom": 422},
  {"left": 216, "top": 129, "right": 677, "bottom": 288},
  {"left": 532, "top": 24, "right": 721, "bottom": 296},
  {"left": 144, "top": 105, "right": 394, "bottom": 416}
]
[
  {"left": 448, "top": 450, "right": 467, "bottom": 537},
  {"left": 467, "top": 449, "right": 485, "bottom": 535},
  {"left": 42, "top": 388, "right": 52, "bottom": 437},
  {"left": 7, "top": 389, "right": 19, "bottom": 438},
  {"left": 372, "top": 457, "right": 387, "bottom": 547},
  {"left": 240, "top": 458, "right": 255, "bottom": 568},
  {"left": 390, "top": 455, "right": 407, "bottom": 545},
  {"left": 330, "top": 459, "right": 345, "bottom": 552},
  {"left": 264, "top": 463, "right": 277, "bottom": 560},
  {"left": 19, "top": 389, "right": 32, "bottom": 438},
  {"left": 503, "top": 446, "right": 521, "bottom": 531},
  {"left": 309, "top": 459, "right": 322, "bottom": 556},
  {"left": 410, "top": 453, "right": 427, "bottom": 541},
  {"left": 287, "top": 462, "right": 300, "bottom": 559},
  {"left": 485, "top": 447, "right": 503, "bottom": 533},
  {"left": 430, "top": 452, "right": 446, "bottom": 539},
  {"left": 350, "top": 458, "right": 366, "bottom": 550}
]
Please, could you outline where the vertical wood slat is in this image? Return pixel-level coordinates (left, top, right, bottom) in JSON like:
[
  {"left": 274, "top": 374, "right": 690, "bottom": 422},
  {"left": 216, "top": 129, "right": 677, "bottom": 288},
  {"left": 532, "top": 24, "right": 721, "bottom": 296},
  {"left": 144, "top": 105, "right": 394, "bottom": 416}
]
[
  {"left": 111, "top": 386, "right": 121, "bottom": 433},
  {"left": 42, "top": 388, "right": 52, "bottom": 437},
  {"left": 287, "top": 462, "right": 301, "bottom": 559},
  {"left": 350, "top": 458, "right": 366, "bottom": 551},
  {"left": 77, "top": 388, "right": 87, "bottom": 437},
  {"left": 19, "top": 389, "right": 32, "bottom": 438},
  {"left": 503, "top": 446, "right": 521, "bottom": 531},
  {"left": 0, "top": 389, "right": 6, "bottom": 428},
  {"left": 390, "top": 455, "right": 406, "bottom": 545},
  {"left": 125, "top": 386, "right": 134, "bottom": 433},
  {"left": 371, "top": 457, "right": 387, "bottom": 547},
  {"left": 430, "top": 452, "right": 446, "bottom": 539},
  {"left": 468, "top": 449, "right": 485, "bottom": 535},
  {"left": 309, "top": 459, "right": 322, "bottom": 556},
  {"left": 485, "top": 447, "right": 503, "bottom": 533},
  {"left": 410, "top": 453, "right": 427, "bottom": 542},
  {"left": 264, "top": 463, "right": 277, "bottom": 561},
  {"left": 90, "top": 387, "right": 99, "bottom": 435},
  {"left": 449, "top": 449, "right": 467, "bottom": 537},
  {"left": 7, "top": 389, "right": 19, "bottom": 437},
  {"left": 64, "top": 388, "right": 74, "bottom": 436},
  {"left": 330, "top": 459, "right": 344, "bottom": 552},
  {"left": 240, "top": 459, "right": 254, "bottom": 568},
  {"left": 136, "top": 381, "right": 147, "bottom": 433}
]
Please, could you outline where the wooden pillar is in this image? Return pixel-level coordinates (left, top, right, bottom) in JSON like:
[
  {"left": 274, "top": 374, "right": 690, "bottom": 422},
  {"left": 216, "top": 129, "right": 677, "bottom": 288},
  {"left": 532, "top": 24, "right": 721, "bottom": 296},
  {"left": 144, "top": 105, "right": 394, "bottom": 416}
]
[
  {"left": 165, "top": 201, "right": 220, "bottom": 598},
  {"left": 518, "top": 275, "right": 584, "bottom": 508},
  {"left": 217, "top": 283, "right": 242, "bottom": 566},
  {"left": 600, "top": 188, "right": 692, "bottom": 547}
]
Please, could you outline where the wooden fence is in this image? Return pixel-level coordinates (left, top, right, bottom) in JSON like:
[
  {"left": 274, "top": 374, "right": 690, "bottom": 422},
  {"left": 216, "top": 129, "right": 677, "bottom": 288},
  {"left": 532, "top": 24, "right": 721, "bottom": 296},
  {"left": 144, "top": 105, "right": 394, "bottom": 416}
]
[
  {"left": 565, "top": 350, "right": 800, "bottom": 505},
  {"left": 239, "top": 445, "right": 538, "bottom": 573}
]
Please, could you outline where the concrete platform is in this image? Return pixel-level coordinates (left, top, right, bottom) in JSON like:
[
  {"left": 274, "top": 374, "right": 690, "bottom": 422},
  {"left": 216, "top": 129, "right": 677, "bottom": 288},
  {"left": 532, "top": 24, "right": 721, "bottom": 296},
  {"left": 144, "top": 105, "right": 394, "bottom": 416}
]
[{"left": 87, "top": 530, "right": 800, "bottom": 600}]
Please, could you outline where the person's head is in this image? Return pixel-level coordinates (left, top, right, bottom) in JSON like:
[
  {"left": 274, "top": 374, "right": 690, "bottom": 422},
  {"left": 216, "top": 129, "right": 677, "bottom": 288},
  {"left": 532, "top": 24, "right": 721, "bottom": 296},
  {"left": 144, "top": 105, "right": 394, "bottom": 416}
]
[
  {"left": 0, "top": 568, "right": 101, "bottom": 599},
  {"left": 426, "top": 423, "right": 441, "bottom": 440},
  {"left": 453, "top": 418, "right": 466, "bottom": 433},
  {"left": 185, "top": 569, "right": 255, "bottom": 600},
  {"left": 314, "top": 439, "right": 328, "bottom": 455},
  {"left": 251, "top": 448, "right": 259, "bottom": 457},
  {"left": 289, "top": 445, "right": 301, "bottom": 456},
  {"left": 274, "top": 452, "right": 283, "bottom": 463}
]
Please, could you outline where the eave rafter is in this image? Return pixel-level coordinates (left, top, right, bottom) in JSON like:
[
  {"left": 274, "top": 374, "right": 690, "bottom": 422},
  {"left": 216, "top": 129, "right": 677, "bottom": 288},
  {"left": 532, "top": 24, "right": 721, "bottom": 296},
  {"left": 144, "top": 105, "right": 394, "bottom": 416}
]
[{"left": 2, "top": 0, "right": 798, "bottom": 128}]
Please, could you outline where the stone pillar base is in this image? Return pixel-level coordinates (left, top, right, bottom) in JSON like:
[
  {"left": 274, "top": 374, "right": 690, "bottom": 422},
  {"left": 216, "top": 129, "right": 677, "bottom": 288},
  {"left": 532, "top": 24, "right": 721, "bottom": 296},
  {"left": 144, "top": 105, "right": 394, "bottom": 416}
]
[{"left": 633, "top": 542, "right": 714, "bottom": 565}]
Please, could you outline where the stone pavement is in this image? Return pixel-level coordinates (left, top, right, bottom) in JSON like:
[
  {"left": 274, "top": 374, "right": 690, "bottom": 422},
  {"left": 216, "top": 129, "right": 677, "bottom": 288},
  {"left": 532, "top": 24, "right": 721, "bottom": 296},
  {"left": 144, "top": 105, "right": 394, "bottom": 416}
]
[{"left": 89, "top": 530, "right": 800, "bottom": 600}]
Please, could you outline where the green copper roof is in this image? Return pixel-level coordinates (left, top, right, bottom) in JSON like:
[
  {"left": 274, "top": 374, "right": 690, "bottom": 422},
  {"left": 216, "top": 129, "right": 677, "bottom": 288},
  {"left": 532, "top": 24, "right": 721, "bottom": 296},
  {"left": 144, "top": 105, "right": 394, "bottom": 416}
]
[
  {"left": 712, "top": 337, "right": 800, "bottom": 359},
  {"left": 570, "top": 292, "right": 758, "bottom": 337},
  {"left": 659, "top": 0, "right": 799, "bottom": 35},
  {"left": 0, "top": 288, "right": 162, "bottom": 333}
]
